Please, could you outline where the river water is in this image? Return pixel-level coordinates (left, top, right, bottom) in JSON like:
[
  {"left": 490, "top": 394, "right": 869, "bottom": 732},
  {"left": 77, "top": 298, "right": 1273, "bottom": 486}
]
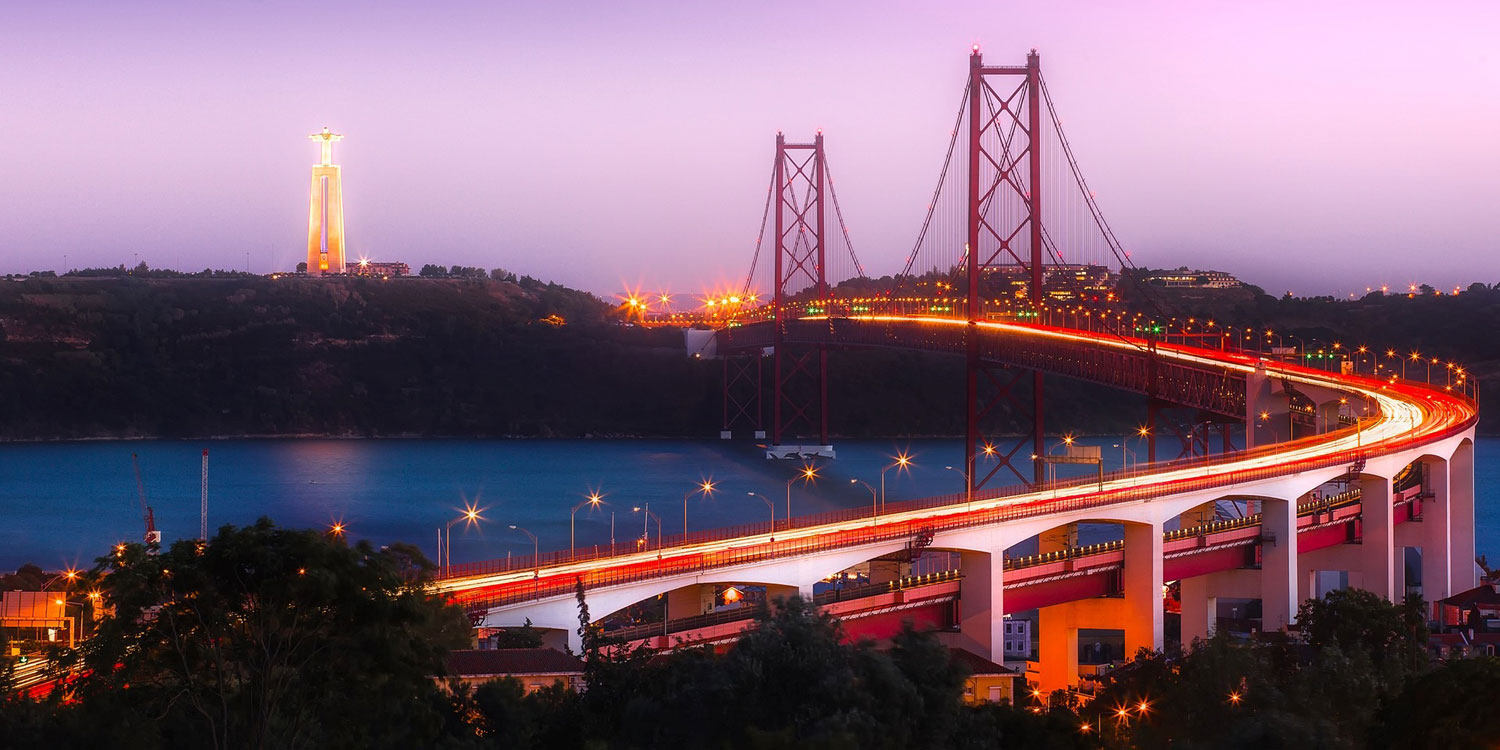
[{"left": 1, "top": 437, "right": 1494, "bottom": 573}]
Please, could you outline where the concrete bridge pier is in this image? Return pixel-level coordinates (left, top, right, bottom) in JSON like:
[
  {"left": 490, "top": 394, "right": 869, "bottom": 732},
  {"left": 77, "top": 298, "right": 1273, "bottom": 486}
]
[
  {"left": 1449, "top": 440, "right": 1477, "bottom": 591},
  {"left": 958, "top": 550, "right": 1005, "bottom": 664},
  {"left": 1180, "top": 569, "right": 1261, "bottom": 646},
  {"left": 1260, "top": 496, "right": 1299, "bottom": 631},
  {"left": 1418, "top": 456, "right": 1451, "bottom": 602},
  {"left": 1035, "top": 520, "right": 1163, "bottom": 692},
  {"left": 1358, "top": 474, "right": 1396, "bottom": 601}
]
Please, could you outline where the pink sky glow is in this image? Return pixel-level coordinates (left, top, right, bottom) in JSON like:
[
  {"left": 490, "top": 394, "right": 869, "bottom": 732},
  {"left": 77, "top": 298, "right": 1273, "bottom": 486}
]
[{"left": 2, "top": 1, "right": 1497, "bottom": 297}]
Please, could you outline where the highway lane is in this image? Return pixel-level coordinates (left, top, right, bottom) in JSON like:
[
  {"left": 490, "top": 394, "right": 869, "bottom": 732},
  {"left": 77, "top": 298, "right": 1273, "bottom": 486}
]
[{"left": 439, "top": 317, "right": 1473, "bottom": 608}]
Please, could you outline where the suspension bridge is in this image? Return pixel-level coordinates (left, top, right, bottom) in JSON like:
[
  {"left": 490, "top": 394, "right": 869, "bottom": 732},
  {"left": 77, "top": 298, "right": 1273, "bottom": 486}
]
[{"left": 439, "top": 49, "right": 1478, "bottom": 692}]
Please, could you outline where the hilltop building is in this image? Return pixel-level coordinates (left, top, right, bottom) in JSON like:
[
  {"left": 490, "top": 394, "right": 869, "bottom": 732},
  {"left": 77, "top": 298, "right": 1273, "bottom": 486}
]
[
  {"left": 1144, "top": 267, "right": 1241, "bottom": 289},
  {"left": 350, "top": 260, "right": 410, "bottom": 278},
  {"left": 981, "top": 263, "right": 1118, "bottom": 300}
]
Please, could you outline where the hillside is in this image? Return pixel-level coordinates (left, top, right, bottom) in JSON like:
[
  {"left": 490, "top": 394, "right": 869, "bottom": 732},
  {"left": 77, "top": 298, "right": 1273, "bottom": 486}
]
[{"left": 0, "top": 274, "right": 1492, "bottom": 441}]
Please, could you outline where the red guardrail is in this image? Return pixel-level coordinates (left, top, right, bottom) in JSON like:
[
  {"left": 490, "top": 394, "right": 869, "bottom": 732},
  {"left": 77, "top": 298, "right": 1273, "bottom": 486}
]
[{"left": 445, "top": 322, "right": 1476, "bottom": 611}]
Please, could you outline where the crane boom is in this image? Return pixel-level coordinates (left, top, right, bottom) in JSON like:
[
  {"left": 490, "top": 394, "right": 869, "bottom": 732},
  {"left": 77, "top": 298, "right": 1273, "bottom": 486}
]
[{"left": 130, "top": 453, "right": 162, "bottom": 545}]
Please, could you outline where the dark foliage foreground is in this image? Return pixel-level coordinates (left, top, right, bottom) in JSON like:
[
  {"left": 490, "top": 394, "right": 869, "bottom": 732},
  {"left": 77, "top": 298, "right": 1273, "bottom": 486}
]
[{"left": 3, "top": 524, "right": 1499, "bottom": 749}]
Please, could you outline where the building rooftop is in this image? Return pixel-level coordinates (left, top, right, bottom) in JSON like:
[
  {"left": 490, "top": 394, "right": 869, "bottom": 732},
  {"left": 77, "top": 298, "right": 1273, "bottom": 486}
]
[
  {"left": 446, "top": 648, "right": 584, "bottom": 678},
  {"left": 1439, "top": 581, "right": 1500, "bottom": 609},
  {"left": 948, "top": 647, "right": 1018, "bottom": 677}
]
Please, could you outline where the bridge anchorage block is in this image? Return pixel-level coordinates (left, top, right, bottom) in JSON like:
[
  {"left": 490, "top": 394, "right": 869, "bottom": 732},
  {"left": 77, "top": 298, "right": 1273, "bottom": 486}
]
[{"left": 765, "top": 444, "right": 837, "bottom": 460}]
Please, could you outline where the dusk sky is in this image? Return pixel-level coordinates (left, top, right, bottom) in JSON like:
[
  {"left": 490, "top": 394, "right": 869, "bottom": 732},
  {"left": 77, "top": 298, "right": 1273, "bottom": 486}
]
[{"left": 3, "top": 1, "right": 1496, "bottom": 297}]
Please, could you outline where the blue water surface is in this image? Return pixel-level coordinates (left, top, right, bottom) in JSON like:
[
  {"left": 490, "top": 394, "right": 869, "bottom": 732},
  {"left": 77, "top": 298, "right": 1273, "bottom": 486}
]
[{"left": 0, "top": 437, "right": 1493, "bottom": 572}]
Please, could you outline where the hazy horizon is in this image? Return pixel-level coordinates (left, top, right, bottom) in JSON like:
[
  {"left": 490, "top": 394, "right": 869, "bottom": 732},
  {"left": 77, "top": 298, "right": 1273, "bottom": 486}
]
[{"left": 3, "top": 1, "right": 1497, "bottom": 299}]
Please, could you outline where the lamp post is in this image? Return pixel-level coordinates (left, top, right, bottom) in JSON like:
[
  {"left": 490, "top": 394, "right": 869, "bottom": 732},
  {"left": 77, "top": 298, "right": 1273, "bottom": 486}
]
[
  {"left": 440, "top": 503, "right": 483, "bottom": 574},
  {"left": 632, "top": 506, "right": 661, "bottom": 551},
  {"left": 746, "top": 492, "right": 775, "bottom": 539},
  {"left": 943, "top": 465, "right": 972, "bottom": 511},
  {"left": 1045, "top": 434, "right": 1076, "bottom": 485},
  {"left": 880, "top": 453, "right": 913, "bottom": 515},
  {"left": 682, "top": 480, "right": 716, "bottom": 536},
  {"left": 785, "top": 466, "right": 818, "bottom": 530},
  {"left": 41, "top": 569, "right": 80, "bottom": 591},
  {"left": 508, "top": 525, "right": 538, "bottom": 579},
  {"left": 851, "top": 478, "right": 878, "bottom": 526},
  {"left": 570, "top": 493, "right": 605, "bottom": 557}
]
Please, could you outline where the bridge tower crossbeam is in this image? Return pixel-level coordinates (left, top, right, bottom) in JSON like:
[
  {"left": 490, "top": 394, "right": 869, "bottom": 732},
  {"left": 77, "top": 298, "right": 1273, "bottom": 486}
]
[
  {"left": 770, "top": 132, "right": 831, "bottom": 454},
  {"left": 966, "top": 48, "right": 1045, "bottom": 489}
]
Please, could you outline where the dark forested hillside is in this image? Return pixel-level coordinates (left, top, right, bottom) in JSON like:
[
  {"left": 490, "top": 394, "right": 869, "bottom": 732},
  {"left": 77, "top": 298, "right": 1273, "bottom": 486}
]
[{"left": 0, "top": 274, "right": 1493, "bottom": 441}]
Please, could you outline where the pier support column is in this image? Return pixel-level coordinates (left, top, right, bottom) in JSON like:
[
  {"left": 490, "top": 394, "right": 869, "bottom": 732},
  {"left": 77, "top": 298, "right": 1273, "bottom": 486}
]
[
  {"left": 1179, "top": 569, "right": 1260, "bottom": 648},
  {"left": 1261, "top": 497, "right": 1298, "bottom": 631},
  {"left": 1449, "top": 441, "right": 1477, "bottom": 591},
  {"left": 959, "top": 551, "right": 1004, "bottom": 663},
  {"left": 1123, "top": 521, "right": 1164, "bottom": 655},
  {"left": 667, "top": 585, "right": 709, "bottom": 620},
  {"left": 1358, "top": 475, "right": 1395, "bottom": 601},
  {"left": 1421, "top": 457, "right": 1452, "bottom": 603},
  {"left": 1179, "top": 575, "right": 1216, "bottom": 647},
  {"left": 1038, "top": 598, "right": 1128, "bottom": 693}
]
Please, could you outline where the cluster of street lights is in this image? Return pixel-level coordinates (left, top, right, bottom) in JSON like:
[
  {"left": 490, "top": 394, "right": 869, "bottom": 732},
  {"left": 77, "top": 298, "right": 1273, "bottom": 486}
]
[{"left": 420, "top": 453, "right": 929, "bottom": 572}]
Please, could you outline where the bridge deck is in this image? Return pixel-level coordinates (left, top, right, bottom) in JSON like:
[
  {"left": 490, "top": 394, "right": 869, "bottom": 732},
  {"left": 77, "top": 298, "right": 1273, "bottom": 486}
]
[{"left": 439, "top": 319, "right": 1475, "bottom": 616}]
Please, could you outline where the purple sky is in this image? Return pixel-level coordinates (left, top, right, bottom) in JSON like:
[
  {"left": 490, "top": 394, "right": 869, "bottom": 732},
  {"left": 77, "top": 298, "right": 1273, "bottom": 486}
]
[{"left": 3, "top": 1, "right": 1497, "bottom": 297}]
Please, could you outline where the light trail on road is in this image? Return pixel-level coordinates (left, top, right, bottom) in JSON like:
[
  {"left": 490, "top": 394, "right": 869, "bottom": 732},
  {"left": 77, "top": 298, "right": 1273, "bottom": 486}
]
[{"left": 438, "top": 316, "right": 1474, "bottom": 610}]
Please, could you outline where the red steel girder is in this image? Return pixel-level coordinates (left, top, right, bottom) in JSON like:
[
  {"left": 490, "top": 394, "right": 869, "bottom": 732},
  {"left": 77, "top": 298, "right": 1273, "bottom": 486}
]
[
  {"left": 772, "top": 132, "right": 829, "bottom": 447},
  {"left": 967, "top": 49, "right": 1045, "bottom": 490}
]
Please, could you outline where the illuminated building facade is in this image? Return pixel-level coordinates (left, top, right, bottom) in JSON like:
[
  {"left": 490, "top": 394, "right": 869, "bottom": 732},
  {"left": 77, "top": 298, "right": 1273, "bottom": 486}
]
[
  {"left": 306, "top": 127, "right": 347, "bottom": 276},
  {"left": 350, "top": 260, "right": 410, "bottom": 278},
  {"left": 1145, "top": 266, "right": 1241, "bottom": 289}
]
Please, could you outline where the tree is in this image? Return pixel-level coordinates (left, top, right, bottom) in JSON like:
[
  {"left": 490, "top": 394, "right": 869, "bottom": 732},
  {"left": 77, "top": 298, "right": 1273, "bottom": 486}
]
[
  {"left": 1375, "top": 656, "right": 1500, "bottom": 748},
  {"left": 1295, "top": 589, "right": 1425, "bottom": 669},
  {"left": 70, "top": 518, "right": 471, "bottom": 750},
  {"left": 419, "top": 264, "right": 447, "bottom": 278},
  {"left": 296, "top": 261, "right": 307, "bottom": 273},
  {"left": 491, "top": 618, "right": 544, "bottom": 649}
]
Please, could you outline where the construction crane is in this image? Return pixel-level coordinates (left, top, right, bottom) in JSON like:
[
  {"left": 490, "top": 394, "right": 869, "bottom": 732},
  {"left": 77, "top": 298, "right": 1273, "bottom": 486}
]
[{"left": 130, "top": 453, "right": 162, "bottom": 545}]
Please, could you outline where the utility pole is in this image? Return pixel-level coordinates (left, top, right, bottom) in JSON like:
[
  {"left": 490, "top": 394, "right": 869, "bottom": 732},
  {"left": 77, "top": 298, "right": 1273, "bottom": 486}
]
[{"left": 200, "top": 450, "right": 209, "bottom": 540}]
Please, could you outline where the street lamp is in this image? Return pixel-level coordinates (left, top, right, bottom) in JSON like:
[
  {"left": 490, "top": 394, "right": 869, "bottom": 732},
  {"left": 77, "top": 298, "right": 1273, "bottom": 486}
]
[
  {"left": 439, "top": 502, "right": 484, "bottom": 574},
  {"left": 785, "top": 465, "right": 818, "bottom": 530},
  {"left": 746, "top": 492, "right": 775, "bottom": 539},
  {"left": 851, "top": 478, "right": 879, "bottom": 526},
  {"left": 1044, "top": 434, "right": 1076, "bottom": 485},
  {"left": 42, "top": 568, "right": 80, "bottom": 591},
  {"left": 570, "top": 493, "right": 605, "bottom": 557},
  {"left": 880, "top": 452, "right": 914, "bottom": 514},
  {"left": 632, "top": 505, "right": 662, "bottom": 551},
  {"left": 683, "top": 480, "right": 716, "bottom": 536},
  {"left": 508, "top": 524, "right": 539, "bottom": 578},
  {"left": 944, "top": 465, "right": 972, "bottom": 510}
]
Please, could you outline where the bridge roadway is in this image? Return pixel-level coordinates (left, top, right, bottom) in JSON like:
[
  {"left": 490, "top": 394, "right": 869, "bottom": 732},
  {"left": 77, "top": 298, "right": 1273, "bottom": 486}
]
[
  {"left": 603, "top": 487, "right": 1409, "bottom": 655},
  {"left": 439, "top": 316, "right": 1477, "bottom": 691}
]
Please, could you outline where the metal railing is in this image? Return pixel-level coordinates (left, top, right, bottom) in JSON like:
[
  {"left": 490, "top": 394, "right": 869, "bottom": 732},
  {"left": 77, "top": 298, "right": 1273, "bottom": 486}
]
[
  {"left": 604, "top": 569, "right": 964, "bottom": 642},
  {"left": 447, "top": 322, "right": 1476, "bottom": 611}
]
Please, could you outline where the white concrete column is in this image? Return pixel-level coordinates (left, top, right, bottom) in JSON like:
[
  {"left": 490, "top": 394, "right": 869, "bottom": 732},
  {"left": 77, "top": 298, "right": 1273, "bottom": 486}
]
[
  {"left": 1359, "top": 475, "right": 1395, "bottom": 600},
  {"left": 1449, "top": 441, "right": 1477, "bottom": 592},
  {"left": 1179, "top": 575, "right": 1216, "bottom": 647},
  {"left": 1123, "top": 522, "right": 1164, "bottom": 655},
  {"left": 1261, "top": 497, "right": 1298, "bottom": 630},
  {"left": 959, "top": 550, "right": 1004, "bottom": 663}
]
